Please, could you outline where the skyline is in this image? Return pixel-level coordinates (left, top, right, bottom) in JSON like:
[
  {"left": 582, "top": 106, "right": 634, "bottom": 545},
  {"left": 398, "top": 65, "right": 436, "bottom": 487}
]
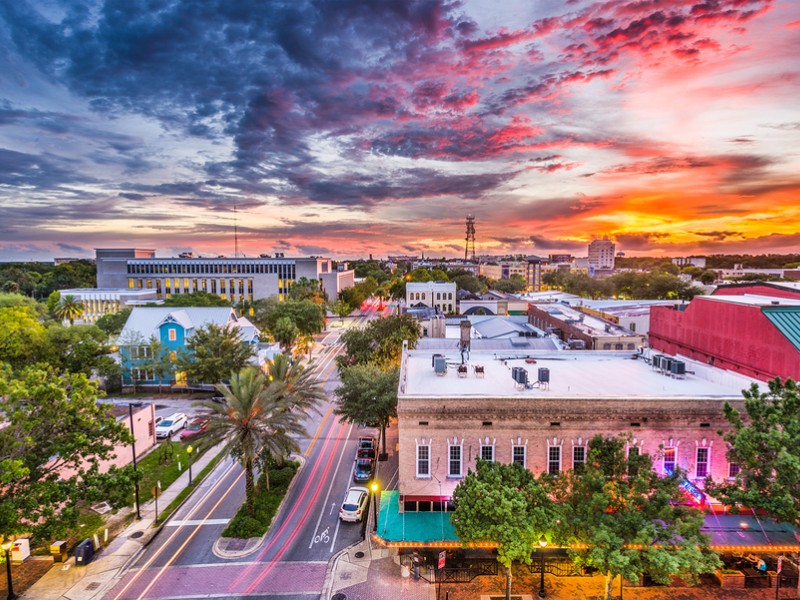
[{"left": 1, "top": 0, "right": 799, "bottom": 262}]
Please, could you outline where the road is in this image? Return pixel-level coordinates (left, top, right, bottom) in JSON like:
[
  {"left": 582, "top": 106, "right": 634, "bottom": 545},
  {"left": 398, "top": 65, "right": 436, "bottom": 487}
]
[{"left": 104, "top": 306, "right": 381, "bottom": 600}]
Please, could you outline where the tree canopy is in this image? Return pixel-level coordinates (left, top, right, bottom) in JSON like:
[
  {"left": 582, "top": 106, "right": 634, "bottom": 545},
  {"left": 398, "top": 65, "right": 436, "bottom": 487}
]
[
  {"left": 162, "top": 291, "right": 231, "bottom": 307},
  {"left": 549, "top": 435, "right": 720, "bottom": 599},
  {"left": 0, "top": 367, "right": 134, "bottom": 541},
  {"left": 334, "top": 364, "right": 398, "bottom": 454},
  {"left": 337, "top": 313, "right": 420, "bottom": 370},
  {"left": 705, "top": 377, "right": 800, "bottom": 525},
  {"left": 177, "top": 323, "right": 255, "bottom": 384},
  {"left": 452, "top": 459, "right": 557, "bottom": 599},
  {"left": 95, "top": 308, "right": 133, "bottom": 336}
]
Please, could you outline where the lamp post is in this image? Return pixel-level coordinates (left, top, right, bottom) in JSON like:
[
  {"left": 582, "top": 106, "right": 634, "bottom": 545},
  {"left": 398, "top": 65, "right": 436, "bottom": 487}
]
[
  {"left": 186, "top": 445, "right": 194, "bottom": 485},
  {"left": 128, "top": 403, "right": 141, "bottom": 520},
  {"left": 2, "top": 541, "right": 17, "bottom": 600},
  {"left": 538, "top": 535, "right": 547, "bottom": 599},
  {"left": 370, "top": 481, "right": 380, "bottom": 532}
]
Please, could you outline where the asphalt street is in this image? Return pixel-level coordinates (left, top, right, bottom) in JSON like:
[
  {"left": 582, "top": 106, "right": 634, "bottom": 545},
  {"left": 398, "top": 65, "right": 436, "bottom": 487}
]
[{"left": 103, "top": 306, "right": 381, "bottom": 600}]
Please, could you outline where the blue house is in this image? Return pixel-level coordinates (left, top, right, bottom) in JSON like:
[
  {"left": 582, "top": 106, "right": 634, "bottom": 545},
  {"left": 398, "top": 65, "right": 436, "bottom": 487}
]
[{"left": 118, "top": 307, "right": 260, "bottom": 388}]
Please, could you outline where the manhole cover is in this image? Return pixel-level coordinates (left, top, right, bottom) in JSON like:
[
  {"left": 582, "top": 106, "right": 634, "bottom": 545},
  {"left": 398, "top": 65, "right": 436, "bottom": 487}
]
[
  {"left": 129, "top": 531, "right": 144, "bottom": 539},
  {"left": 86, "top": 582, "right": 101, "bottom": 591},
  {"left": 332, "top": 594, "right": 346, "bottom": 600},
  {"left": 354, "top": 551, "right": 364, "bottom": 559}
]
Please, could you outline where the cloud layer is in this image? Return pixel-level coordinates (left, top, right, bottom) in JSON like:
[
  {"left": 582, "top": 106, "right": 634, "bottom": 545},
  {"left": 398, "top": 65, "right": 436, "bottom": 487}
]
[{"left": 0, "top": 0, "right": 798, "bottom": 260}]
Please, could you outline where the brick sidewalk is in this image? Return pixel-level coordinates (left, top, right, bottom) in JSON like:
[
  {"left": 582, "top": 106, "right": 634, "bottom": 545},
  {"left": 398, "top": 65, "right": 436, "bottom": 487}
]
[{"left": 1, "top": 556, "right": 53, "bottom": 597}]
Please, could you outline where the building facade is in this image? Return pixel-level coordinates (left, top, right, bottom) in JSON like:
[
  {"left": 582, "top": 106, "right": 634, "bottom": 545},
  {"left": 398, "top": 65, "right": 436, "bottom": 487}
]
[
  {"left": 118, "top": 307, "right": 260, "bottom": 387},
  {"left": 587, "top": 239, "right": 615, "bottom": 271},
  {"left": 58, "top": 288, "right": 160, "bottom": 323},
  {"left": 649, "top": 294, "right": 800, "bottom": 382},
  {"left": 96, "top": 248, "right": 353, "bottom": 303},
  {"left": 396, "top": 346, "right": 760, "bottom": 515},
  {"left": 527, "top": 303, "right": 645, "bottom": 350},
  {"left": 406, "top": 281, "right": 457, "bottom": 314}
]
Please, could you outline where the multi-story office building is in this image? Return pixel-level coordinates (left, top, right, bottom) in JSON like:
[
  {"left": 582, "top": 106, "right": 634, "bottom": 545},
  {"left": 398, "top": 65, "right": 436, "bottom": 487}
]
[
  {"left": 95, "top": 249, "right": 354, "bottom": 304},
  {"left": 587, "top": 238, "right": 615, "bottom": 272},
  {"left": 480, "top": 258, "right": 544, "bottom": 292}
]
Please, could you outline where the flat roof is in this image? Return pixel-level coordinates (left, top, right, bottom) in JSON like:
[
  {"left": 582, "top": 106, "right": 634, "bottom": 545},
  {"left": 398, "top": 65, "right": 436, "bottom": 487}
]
[
  {"left": 699, "top": 294, "right": 800, "bottom": 307},
  {"left": 530, "top": 303, "right": 638, "bottom": 336},
  {"left": 400, "top": 349, "right": 762, "bottom": 399}
]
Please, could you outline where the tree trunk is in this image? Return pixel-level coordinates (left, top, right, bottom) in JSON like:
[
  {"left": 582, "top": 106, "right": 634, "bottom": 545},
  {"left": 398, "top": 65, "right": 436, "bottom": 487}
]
[
  {"left": 245, "top": 459, "right": 255, "bottom": 515},
  {"left": 505, "top": 565, "right": 512, "bottom": 600},
  {"left": 604, "top": 572, "right": 614, "bottom": 600},
  {"left": 264, "top": 463, "right": 271, "bottom": 491}
]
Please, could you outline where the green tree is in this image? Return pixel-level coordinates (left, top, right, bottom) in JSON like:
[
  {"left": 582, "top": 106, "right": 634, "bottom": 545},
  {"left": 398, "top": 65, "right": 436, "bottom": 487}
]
[
  {"left": 337, "top": 314, "right": 420, "bottom": 369},
  {"left": 141, "top": 335, "right": 174, "bottom": 393},
  {"left": 388, "top": 278, "right": 407, "bottom": 300},
  {"left": 54, "top": 294, "right": 84, "bottom": 325},
  {"left": 177, "top": 323, "right": 255, "bottom": 384},
  {"left": 200, "top": 367, "right": 306, "bottom": 512},
  {"left": 453, "top": 274, "right": 484, "bottom": 294},
  {"left": 272, "top": 316, "right": 299, "bottom": 351},
  {"left": 0, "top": 367, "right": 134, "bottom": 541},
  {"left": 0, "top": 306, "right": 48, "bottom": 369},
  {"left": 262, "top": 299, "right": 325, "bottom": 338},
  {"left": 451, "top": 460, "right": 557, "bottom": 600},
  {"left": 162, "top": 291, "right": 231, "bottom": 307},
  {"left": 42, "top": 323, "right": 112, "bottom": 376},
  {"left": 699, "top": 270, "right": 718, "bottom": 285},
  {"left": 95, "top": 308, "right": 133, "bottom": 336},
  {"left": 334, "top": 365, "right": 398, "bottom": 455},
  {"left": 263, "top": 353, "right": 326, "bottom": 415},
  {"left": 288, "top": 277, "right": 327, "bottom": 304},
  {"left": 330, "top": 299, "right": 352, "bottom": 319},
  {"left": 492, "top": 275, "right": 527, "bottom": 293},
  {"left": 550, "top": 435, "right": 720, "bottom": 599},
  {"left": 705, "top": 378, "right": 800, "bottom": 525}
]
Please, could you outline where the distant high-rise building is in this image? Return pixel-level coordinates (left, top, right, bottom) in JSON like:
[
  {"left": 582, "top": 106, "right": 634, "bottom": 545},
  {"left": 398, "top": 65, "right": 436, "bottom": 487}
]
[{"left": 587, "top": 239, "right": 615, "bottom": 271}]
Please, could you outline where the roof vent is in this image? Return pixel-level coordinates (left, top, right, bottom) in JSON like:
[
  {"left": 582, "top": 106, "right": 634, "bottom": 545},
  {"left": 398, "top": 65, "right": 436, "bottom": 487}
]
[
  {"left": 433, "top": 354, "right": 447, "bottom": 376},
  {"left": 771, "top": 300, "right": 780, "bottom": 305},
  {"left": 511, "top": 366, "right": 528, "bottom": 387}
]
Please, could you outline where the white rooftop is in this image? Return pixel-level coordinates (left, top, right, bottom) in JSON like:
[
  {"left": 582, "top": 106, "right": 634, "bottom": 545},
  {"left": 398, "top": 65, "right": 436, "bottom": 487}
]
[
  {"left": 530, "top": 303, "right": 638, "bottom": 336},
  {"left": 700, "top": 294, "right": 800, "bottom": 307},
  {"left": 400, "top": 349, "right": 762, "bottom": 399}
]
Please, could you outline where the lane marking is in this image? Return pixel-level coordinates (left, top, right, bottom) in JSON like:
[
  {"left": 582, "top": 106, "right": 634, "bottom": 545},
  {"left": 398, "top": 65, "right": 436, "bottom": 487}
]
[{"left": 164, "top": 519, "right": 230, "bottom": 526}]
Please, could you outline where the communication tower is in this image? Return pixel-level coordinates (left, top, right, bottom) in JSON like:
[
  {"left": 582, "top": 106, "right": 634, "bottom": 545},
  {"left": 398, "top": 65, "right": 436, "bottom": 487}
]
[{"left": 464, "top": 214, "right": 476, "bottom": 261}]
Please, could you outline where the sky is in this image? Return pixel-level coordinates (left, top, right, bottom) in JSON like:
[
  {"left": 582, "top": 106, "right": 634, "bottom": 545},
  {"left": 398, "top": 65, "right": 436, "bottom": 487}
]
[{"left": 0, "top": 0, "right": 799, "bottom": 262}]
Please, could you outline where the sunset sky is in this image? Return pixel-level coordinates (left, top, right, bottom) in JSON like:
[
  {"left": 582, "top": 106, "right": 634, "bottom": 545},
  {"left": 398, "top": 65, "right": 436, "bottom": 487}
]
[{"left": 1, "top": 0, "right": 798, "bottom": 261}]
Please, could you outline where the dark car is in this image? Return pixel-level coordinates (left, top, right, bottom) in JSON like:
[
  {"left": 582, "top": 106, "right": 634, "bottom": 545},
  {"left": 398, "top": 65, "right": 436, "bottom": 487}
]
[
  {"left": 353, "top": 457, "right": 374, "bottom": 482},
  {"left": 357, "top": 436, "right": 376, "bottom": 460}
]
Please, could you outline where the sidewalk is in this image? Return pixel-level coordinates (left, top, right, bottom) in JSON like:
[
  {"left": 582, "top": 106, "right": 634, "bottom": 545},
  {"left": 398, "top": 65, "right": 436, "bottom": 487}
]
[{"left": 16, "top": 441, "right": 225, "bottom": 600}]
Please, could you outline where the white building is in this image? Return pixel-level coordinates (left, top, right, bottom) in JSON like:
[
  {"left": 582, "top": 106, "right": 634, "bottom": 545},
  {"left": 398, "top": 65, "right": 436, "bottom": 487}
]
[
  {"left": 406, "top": 281, "right": 457, "bottom": 314},
  {"left": 58, "top": 288, "right": 161, "bottom": 323},
  {"left": 587, "top": 239, "right": 615, "bottom": 271}
]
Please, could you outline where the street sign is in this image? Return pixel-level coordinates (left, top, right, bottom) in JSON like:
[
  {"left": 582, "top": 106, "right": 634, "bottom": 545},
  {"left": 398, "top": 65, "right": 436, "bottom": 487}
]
[{"left": 438, "top": 550, "right": 446, "bottom": 570}]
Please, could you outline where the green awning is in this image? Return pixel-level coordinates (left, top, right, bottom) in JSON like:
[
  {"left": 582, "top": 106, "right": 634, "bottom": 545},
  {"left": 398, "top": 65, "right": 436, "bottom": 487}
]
[
  {"left": 375, "top": 491, "right": 459, "bottom": 546},
  {"left": 762, "top": 306, "right": 800, "bottom": 352}
]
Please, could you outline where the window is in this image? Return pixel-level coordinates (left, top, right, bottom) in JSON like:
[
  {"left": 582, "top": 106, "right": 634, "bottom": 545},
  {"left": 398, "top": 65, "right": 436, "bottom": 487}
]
[
  {"left": 168, "top": 328, "right": 176, "bottom": 341},
  {"left": 696, "top": 447, "right": 709, "bottom": 478},
  {"left": 728, "top": 462, "right": 740, "bottom": 478},
  {"left": 417, "top": 445, "right": 430, "bottom": 478},
  {"left": 512, "top": 445, "right": 526, "bottom": 467},
  {"left": 663, "top": 448, "right": 676, "bottom": 474},
  {"left": 480, "top": 445, "right": 494, "bottom": 462},
  {"left": 573, "top": 446, "right": 586, "bottom": 472},
  {"left": 448, "top": 445, "right": 462, "bottom": 478},
  {"left": 548, "top": 446, "right": 561, "bottom": 475}
]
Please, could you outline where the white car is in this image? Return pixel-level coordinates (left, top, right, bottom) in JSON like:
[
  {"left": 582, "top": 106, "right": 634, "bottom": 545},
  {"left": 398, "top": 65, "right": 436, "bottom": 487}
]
[
  {"left": 155, "top": 412, "right": 188, "bottom": 439},
  {"left": 339, "top": 486, "right": 369, "bottom": 522}
]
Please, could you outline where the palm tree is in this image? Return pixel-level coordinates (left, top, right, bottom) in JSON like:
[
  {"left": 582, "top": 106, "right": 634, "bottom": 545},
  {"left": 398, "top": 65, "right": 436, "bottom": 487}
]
[
  {"left": 264, "top": 353, "right": 326, "bottom": 416},
  {"left": 54, "top": 294, "right": 84, "bottom": 325},
  {"left": 201, "top": 367, "right": 305, "bottom": 513}
]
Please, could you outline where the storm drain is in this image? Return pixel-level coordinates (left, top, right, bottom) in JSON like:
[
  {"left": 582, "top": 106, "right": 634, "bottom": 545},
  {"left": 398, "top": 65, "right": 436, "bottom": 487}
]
[{"left": 129, "top": 531, "right": 144, "bottom": 539}]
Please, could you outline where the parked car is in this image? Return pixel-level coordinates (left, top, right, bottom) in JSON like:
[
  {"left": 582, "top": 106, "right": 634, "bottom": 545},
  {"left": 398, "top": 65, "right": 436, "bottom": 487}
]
[
  {"left": 155, "top": 412, "right": 188, "bottom": 439},
  {"left": 339, "top": 486, "right": 369, "bottom": 522},
  {"left": 357, "top": 436, "right": 376, "bottom": 460},
  {"left": 353, "top": 457, "right": 374, "bottom": 483},
  {"left": 180, "top": 418, "right": 209, "bottom": 440}
]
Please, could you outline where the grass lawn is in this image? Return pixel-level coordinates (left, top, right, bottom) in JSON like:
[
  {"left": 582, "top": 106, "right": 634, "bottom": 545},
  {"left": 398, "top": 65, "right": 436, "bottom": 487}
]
[
  {"left": 135, "top": 439, "right": 209, "bottom": 503},
  {"left": 222, "top": 461, "right": 299, "bottom": 539}
]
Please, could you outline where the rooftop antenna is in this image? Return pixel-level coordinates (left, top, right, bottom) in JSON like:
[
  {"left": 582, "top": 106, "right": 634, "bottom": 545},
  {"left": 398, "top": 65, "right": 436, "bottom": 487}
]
[{"left": 465, "top": 214, "right": 476, "bottom": 262}]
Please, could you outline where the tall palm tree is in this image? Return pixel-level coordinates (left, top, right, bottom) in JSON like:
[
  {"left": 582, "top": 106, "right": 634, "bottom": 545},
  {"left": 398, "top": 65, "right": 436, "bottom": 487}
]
[
  {"left": 264, "top": 353, "right": 326, "bottom": 416},
  {"left": 54, "top": 294, "right": 84, "bottom": 325},
  {"left": 201, "top": 367, "right": 305, "bottom": 513}
]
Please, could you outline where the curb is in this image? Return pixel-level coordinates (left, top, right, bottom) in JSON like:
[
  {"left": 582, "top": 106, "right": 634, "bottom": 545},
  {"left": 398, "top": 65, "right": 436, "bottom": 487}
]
[
  {"left": 320, "top": 540, "right": 363, "bottom": 600},
  {"left": 212, "top": 453, "right": 307, "bottom": 559}
]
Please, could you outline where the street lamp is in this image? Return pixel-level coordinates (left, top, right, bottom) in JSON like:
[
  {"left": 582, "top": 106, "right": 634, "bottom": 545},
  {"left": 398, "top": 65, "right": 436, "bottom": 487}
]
[
  {"left": 370, "top": 481, "right": 380, "bottom": 532},
  {"left": 538, "top": 535, "right": 548, "bottom": 599},
  {"left": 186, "top": 445, "right": 194, "bottom": 485},
  {"left": 2, "top": 541, "right": 17, "bottom": 600}
]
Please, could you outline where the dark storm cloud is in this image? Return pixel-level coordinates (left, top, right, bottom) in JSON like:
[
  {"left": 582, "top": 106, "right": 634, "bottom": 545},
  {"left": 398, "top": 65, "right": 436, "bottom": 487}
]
[
  {"left": 528, "top": 235, "right": 587, "bottom": 251},
  {"left": 693, "top": 230, "right": 744, "bottom": 241},
  {"left": 0, "top": 148, "right": 93, "bottom": 188},
  {"left": 614, "top": 232, "right": 671, "bottom": 251}
]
